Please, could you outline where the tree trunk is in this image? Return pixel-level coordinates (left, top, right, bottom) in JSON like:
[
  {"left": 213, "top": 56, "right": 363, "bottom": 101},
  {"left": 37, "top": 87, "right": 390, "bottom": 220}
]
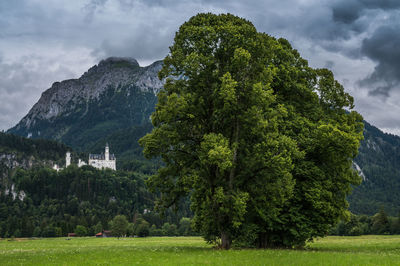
[
  {"left": 221, "top": 231, "right": 231, "bottom": 249},
  {"left": 257, "top": 233, "right": 267, "bottom": 249}
]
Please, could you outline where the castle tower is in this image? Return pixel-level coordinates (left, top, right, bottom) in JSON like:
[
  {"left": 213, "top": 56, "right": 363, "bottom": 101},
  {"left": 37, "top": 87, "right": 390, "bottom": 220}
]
[
  {"left": 66, "top": 152, "right": 71, "bottom": 167},
  {"left": 105, "top": 143, "right": 109, "bottom": 161}
]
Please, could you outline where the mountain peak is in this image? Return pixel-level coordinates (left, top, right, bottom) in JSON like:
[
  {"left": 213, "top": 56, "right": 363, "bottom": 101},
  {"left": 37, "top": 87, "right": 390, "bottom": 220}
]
[
  {"left": 8, "top": 58, "right": 163, "bottom": 136},
  {"left": 99, "top": 57, "right": 140, "bottom": 68}
]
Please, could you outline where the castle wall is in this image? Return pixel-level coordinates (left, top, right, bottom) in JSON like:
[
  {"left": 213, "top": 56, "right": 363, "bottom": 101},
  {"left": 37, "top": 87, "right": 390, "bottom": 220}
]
[{"left": 88, "top": 158, "right": 116, "bottom": 170}]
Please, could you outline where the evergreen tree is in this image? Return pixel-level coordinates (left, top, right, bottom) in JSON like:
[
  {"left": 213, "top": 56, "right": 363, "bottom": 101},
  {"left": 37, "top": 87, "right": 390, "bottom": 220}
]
[{"left": 372, "top": 207, "right": 390, "bottom": 234}]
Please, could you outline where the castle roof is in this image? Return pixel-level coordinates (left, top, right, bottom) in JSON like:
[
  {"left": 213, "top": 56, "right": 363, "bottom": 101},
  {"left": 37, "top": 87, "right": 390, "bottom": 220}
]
[{"left": 89, "top": 153, "right": 116, "bottom": 160}]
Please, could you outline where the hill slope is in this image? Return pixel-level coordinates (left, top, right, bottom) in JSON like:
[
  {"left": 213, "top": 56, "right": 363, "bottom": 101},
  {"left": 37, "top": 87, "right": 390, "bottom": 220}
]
[
  {"left": 0, "top": 132, "right": 69, "bottom": 176},
  {"left": 350, "top": 121, "right": 400, "bottom": 215}
]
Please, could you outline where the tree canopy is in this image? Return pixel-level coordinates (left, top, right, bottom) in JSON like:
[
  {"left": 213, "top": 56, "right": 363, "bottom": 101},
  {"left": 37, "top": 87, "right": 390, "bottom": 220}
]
[
  {"left": 140, "top": 13, "right": 364, "bottom": 249},
  {"left": 111, "top": 215, "right": 129, "bottom": 238}
]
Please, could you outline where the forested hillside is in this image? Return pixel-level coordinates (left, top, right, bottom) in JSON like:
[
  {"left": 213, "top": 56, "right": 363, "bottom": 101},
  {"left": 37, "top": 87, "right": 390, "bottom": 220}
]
[
  {"left": 350, "top": 121, "right": 400, "bottom": 215},
  {"left": 0, "top": 132, "right": 68, "bottom": 180},
  {"left": 0, "top": 165, "right": 191, "bottom": 238}
]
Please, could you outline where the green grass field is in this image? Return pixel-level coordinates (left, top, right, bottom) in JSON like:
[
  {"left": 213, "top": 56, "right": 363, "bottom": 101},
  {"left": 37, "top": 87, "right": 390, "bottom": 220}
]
[{"left": 1, "top": 235, "right": 400, "bottom": 265}]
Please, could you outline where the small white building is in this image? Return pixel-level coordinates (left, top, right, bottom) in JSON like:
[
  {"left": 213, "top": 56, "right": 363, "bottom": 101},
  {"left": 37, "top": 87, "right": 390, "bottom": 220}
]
[
  {"left": 88, "top": 143, "right": 116, "bottom": 170},
  {"left": 54, "top": 151, "right": 72, "bottom": 171},
  {"left": 78, "top": 159, "right": 87, "bottom": 167}
]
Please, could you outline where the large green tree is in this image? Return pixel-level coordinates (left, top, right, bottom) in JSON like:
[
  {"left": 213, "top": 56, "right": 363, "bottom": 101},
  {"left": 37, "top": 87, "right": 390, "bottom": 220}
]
[{"left": 140, "top": 13, "right": 363, "bottom": 249}]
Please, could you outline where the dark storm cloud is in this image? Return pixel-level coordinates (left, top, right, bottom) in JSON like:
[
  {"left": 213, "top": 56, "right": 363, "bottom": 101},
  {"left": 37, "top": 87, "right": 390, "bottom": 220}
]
[
  {"left": 359, "top": 25, "right": 400, "bottom": 97},
  {"left": 332, "top": 0, "right": 400, "bottom": 24},
  {"left": 325, "top": 0, "right": 400, "bottom": 99}
]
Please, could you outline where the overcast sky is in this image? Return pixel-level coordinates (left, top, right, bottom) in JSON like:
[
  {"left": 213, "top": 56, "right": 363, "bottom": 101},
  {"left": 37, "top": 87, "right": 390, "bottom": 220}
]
[{"left": 1, "top": 0, "right": 400, "bottom": 135}]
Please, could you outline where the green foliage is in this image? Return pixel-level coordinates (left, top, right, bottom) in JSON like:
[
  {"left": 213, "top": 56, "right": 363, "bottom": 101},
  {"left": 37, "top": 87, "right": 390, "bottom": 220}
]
[
  {"left": 111, "top": 215, "right": 129, "bottom": 238},
  {"left": 149, "top": 224, "right": 163, "bottom": 236},
  {"left": 371, "top": 208, "right": 390, "bottom": 234},
  {"left": 75, "top": 225, "right": 88, "bottom": 237},
  {"left": 33, "top": 227, "right": 41, "bottom": 237},
  {"left": 42, "top": 225, "right": 57, "bottom": 237},
  {"left": 178, "top": 217, "right": 193, "bottom": 236},
  {"left": 349, "top": 121, "right": 400, "bottom": 216},
  {"left": 134, "top": 218, "right": 150, "bottom": 237},
  {"left": 330, "top": 209, "right": 400, "bottom": 236},
  {"left": 161, "top": 223, "right": 178, "bottom": 236},
  {"left": 13, "top": 229, "right": 21, "bottom": 238},
  {"left": 391, "top": 212, "right": 400, "bottom": 234},
  {"left": 94, "top": 222, "right": 103, "bottom": 234},
  {"left": 140, "top": 13, "right": 363, "bottom": 249},
  {"left": 0, "top": 132, "right": 69, "bottom": 160}
]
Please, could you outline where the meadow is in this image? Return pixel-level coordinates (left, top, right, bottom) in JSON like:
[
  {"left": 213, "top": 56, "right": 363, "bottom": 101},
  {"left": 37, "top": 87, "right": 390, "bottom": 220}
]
[{"left": 1, "top": 235, "right": 400, "bottom": 265}]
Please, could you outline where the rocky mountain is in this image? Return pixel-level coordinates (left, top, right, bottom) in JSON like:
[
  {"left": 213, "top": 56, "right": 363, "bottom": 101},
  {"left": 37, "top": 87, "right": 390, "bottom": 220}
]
[
  {"left": 8, "top": 57, "right": 161, "bottom": 155},
  {"left": 7, "top": 57, "right": 400, "bottom": 216}
]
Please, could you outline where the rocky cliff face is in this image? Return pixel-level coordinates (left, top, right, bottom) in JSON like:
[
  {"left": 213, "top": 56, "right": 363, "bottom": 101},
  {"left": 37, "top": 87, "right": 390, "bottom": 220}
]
[
  {"left": 10, "top": 57, "right": 162, "bottom": 133},
  {"left": 8, "top": 57, "right": 162, "bottom": 150}
]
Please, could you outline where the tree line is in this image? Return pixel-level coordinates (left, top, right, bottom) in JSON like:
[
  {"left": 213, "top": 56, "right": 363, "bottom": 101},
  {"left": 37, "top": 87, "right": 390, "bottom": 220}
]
[
  {"left": 331, "top": 208, "right": 400, "bottom": 236},
  {"left": 71, "top": 214, "right": 196, "bottom": 238}
]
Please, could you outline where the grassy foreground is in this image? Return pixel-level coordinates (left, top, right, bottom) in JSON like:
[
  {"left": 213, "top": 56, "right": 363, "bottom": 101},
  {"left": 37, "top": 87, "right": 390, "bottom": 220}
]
[{"left": 1, "top": 235, "right": 400, "bottom": 265}]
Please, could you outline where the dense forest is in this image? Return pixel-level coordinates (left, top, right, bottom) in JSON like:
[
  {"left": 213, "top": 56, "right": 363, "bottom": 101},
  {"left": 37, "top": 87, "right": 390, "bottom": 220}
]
[
  {"left": 2, "top": 162, "right": 397, "bottom": 238},
  {"left": 0, "top": 165, "right": 192, "bottom": 238},
  {"left": 1, "top": 129, "right": 400, "bottom": 238}
]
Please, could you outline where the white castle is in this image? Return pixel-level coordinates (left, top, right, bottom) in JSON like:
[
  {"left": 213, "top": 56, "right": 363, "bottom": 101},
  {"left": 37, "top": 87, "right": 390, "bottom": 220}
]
[
  {"left": 53, "top": 143, "right": 116, "bottom": 171},
  {"left": 88, "top": 143, "right": 116, "bottom": 170}
]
